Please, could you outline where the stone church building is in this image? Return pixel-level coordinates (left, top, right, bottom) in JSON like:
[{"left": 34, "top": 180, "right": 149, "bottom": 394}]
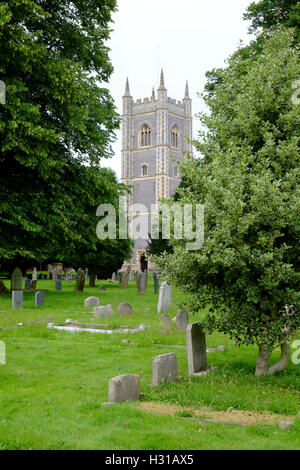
[{"left": 121, "top": 70, "right": 192, "bottom": 271}]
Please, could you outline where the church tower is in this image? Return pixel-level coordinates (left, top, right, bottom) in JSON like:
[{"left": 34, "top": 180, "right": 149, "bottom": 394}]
[{"left": 121, "top": 71, "right": 192, "bottom": 270}]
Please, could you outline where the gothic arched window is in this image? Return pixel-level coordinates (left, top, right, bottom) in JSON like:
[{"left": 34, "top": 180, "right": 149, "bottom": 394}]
[
  {"left": 141, "top": 164, "right": 148, "bottom": 176},
  {"left": 139, "top": 124, "right": 152, "bottom": 147},
  {"left": 170, "top": 125, "right": 180, "bottom": 149}
]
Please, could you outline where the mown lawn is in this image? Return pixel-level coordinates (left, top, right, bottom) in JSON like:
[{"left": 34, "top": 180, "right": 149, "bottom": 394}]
[{"left": 0, "top": 277, "right": 299, "bottom": 450}]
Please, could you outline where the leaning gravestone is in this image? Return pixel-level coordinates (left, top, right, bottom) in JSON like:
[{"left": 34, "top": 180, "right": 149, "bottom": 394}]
[
  {"left": 55, "top": 280, "right": 62, "bottom": 291},
  {"left": 11, "top": 267, "right": 22, "bottom": 291},
  {"left": 121, "top": 271, "right": 129, "bottom": 289},
  {"left": 35, "top": 291, "right": 45, "bottom": 306},
  {"left": 152, "top": 353, "right": 178, "bottom": 386},
  {"left": 108, "top": 374, "right": 141, "bottom": 403},
  {"left": 93, "top": 305, "right": 113, "bottom": 318},
  {"left": 186, "top": 322, "right": 207, "bottom": 375},
  {"left": 176, "top": 310, "right": 188, "bottom": 331},
  {"left": 161, "top": 314, "right": 171, "bottom": 334},
  {"left": 75, "top": 268, "right": 85, "bottom": 292},
  {"left": 157, "top": 283, "right": 172, "bottom": 313},
  {"left": 12, "top": 291, "right": 23, "bottom": 309},
  {"left": 84, "top": 296, "right": 99, "bottom": 307},
  {"left": 117, "top": 302, "right": 132, "bottom": 316},
  {"left": 137, "top": 272, "right": 147, "bottom": 294}
]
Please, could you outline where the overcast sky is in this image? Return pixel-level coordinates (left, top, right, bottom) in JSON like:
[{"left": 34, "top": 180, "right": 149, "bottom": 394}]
[{"left": 102, "top": 0, "right": 256, "bottom": 179}]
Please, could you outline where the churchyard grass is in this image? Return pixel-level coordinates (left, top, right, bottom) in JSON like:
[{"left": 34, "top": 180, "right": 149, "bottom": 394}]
[{"left": 0, "top": 277, "right": 299, "bottom": 450}]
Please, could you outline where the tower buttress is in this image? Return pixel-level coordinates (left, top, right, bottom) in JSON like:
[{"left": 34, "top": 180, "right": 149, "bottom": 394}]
[
  {"left": 156, "top": 69, "right": 168, "bottom": 202},
  {"left": 183, "top": 80, "right": 192, "bottom": 153},
  {"left": 122, "top": 78, "right": 133, "bottom": 180}
]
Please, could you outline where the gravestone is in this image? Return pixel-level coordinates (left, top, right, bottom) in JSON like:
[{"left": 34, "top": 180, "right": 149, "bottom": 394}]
[
  {"left": 24, "top": 279, "right": 31, "bottom": 290},
  {"left": 12, "top": 290, "right": 23, "bottom": 309},
  {"left": 84, "top": 296, "right": 99, "bottom": 307},
  {"left": 117, "top": 302, "right": 132, "bottom": 316},
  {"left": 75, "top": 268, "right": 85, "bottom": 292},
  {"left": 154, "top": 274, "right": 159, "bottom": 294},
  {"left": 98, "top": 285, "right": 106, "bottom": 291},
  {"left": 137, "top": 272, "right": 147, "bottom": 294},
  {"left": 176, "top": 310, "right": 188, "bottom": 331},
  {"left": 0, "top": 281, "right": 8, "bottom": 295},
  {"left": 55, "top": 280, "right": 62, "bottom": 291},
  {"left": 108, "top": 374, "right": 141, "bottom": 403},
  {"left": 157, "top": 283, "right": 172, "bottom": 313},
  {"left": 85, "top": 268, "right": 90, "bottom": 281},
  {"left": 121, "top": 271, "right": 129, "bottom": 289},
  {"left": 52, "top": 268, "right": 58, "bottom": 283},
  {"left": 35, "top": 291, "right": 45, "bottom": 306},
  {"left": 112, "top": 272, "right": 116, "bottom": 281},
  {"left": 152, "top": 353, "right": 178, "bottom": 386},
  {"left": 11, "top": 267, "right": 22, "bottom": 291},
  {"left": 93, "top": 305, "right": 113, "bottom": 318},
  {"left": 161, "top": 314, "right": 171, "bottom": 334},
  {"left": 186, "top": 322, "right": 207, "bottom": 375}
]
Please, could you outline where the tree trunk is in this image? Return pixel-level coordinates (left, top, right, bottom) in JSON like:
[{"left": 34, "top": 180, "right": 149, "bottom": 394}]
[
  {"left": 255, "top": 343, "right": 290, "bottom": 376},
  {"left": 255, "top": 344, "right": 271, "bottom": 376},
  {"left": 89, "top": 273, "right": 96, "bottom": 287}
]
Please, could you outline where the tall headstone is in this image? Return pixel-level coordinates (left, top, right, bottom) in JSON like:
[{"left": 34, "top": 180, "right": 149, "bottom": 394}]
[
  {"left": 11, "top": 267, "right": 22, "bottom": 291},
  {"left": 186, "top": 322, "right": 207, "bottom": 375},
  {"left": 161, "top": 314, "right": 171, "bottom": 334},
  {"left": 176, "top": 310, "right": 188, "bottom": 331},
  {"left": 52, "top": 268, "right": 58, "bottom": 283},
  {"left": 75, "top": 268, "right": 85, "bottom": 292},
  {"left": 12, "top": 290, "right": 23, "bottom": 309},
  {"left": 55, "top": 280, "right": 62, "bottom": 291},
  {"left": 112, "top": 272, "right": 116, "bottom": 281},
  {"left": 157, "top": 283, "right": 172, "bottom": 313},
  {"left": 108, "top": 374, "right": 140, "bottom": 403},
  {"left": 121, "top": 271, "right": 129, "bottom": 289},
  {"left": 152, "top": 353, "right": 178, "bottom": 386},
  {"left": 137, "top": 272, "right": 147, "bottom": 294},
  {"left": 35, "top": 291, "right": 45, "bottom": 306},
  {"left": 85, "top": 268, "right": 90, "bottom": 281},
  {"left": 154, "top": 274, "right": 159, "bottom": 294}
]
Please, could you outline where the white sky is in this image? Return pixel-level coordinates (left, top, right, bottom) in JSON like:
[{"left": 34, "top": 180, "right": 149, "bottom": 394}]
[{"left": 102, "top": 0, "right": 256, "bottom": 179}]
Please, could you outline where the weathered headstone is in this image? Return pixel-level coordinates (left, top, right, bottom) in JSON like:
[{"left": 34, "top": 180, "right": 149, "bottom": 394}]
[
  {"left": 12, "top": 290, "right": 23, "bottom": 309},
  {"left": 154, "top": 274, "right": 159, "bottom": 294},
  {"left": 137, "top": 272, "right": 147, "bottom": 294},
  {"left": 161, "top": 314, "right": 171, "bottom": 334},
  {"left": 52, "top": 268, "right": 58, "bottom": 283},
  {"left": 35, "top": 291, "right": 45, "bottom": 306},
  {"left": 121, "top": 271, "right": 129, "bottom": 289},
  {"left": 186, "top": 322, "right": 207, "bottom": 375},
  {"left": 152, "top": 353, "right": 178, "bottom": 386},
  {"left": 157, "top": 282, "right": 172, "bottom": 313},
  {"left": 11, "top": 267, "right": 22, "bottom": 291},
  {"left": 85, "top": 268, "right": 90, "bottom": 281},
  {"left": 55, "top": 280, "right": 62, "bottom": 291},
  {"left": 98, "top": 285, "right": 106, "bottom": 291},
  {"left": 108, "top": 374, "right": 141, "bottom": 403},
  {"left": 0, "top": 281, "right": 8, "bottom": 295},
  {"left": 117, "top": 302, "right": 132, "bottom": 316},
  {"left": 176, "top": 310, "right": 188, "bottom": 331},
  {"left": 75, "top": 268, "right": 85, "bottom": 292},
  {"left": 93, "top": 305, "right": 113, "bottom": 318},
  {"left": 84, "top": 296, "right": 99, "bottom": 307},
  {"left": 112, "top": 272, "right": 116, "bottom": 281}
]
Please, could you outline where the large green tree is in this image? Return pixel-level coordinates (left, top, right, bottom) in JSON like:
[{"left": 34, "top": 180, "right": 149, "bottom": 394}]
[
  {"left": 155, "top": 27, "right": 300, "bottom": 376},
  {"left": 0, "top": 0, "right": 119, "bottom": 266}
]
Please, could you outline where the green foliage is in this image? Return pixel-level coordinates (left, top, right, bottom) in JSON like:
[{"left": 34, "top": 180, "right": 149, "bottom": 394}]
[
  {"left": 0, "top": 0, "right": 120, "bottom": 264},
  {"left": 155, "top": 28, "right": 300, "bottom": 352}
]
